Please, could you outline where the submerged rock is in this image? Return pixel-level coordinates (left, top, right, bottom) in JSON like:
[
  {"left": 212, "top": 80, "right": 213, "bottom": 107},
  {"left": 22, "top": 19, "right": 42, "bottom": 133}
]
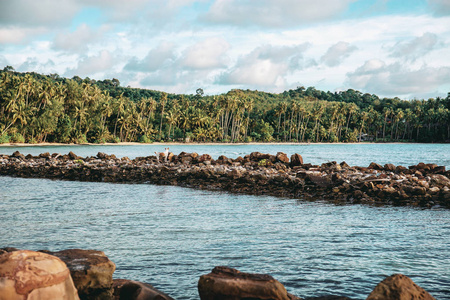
[
  {"left": 113, "top": 279, "right": 175, "bottom": 300},
  {"left": 0, "top": 250, "right": 79, "bottom": 300}
]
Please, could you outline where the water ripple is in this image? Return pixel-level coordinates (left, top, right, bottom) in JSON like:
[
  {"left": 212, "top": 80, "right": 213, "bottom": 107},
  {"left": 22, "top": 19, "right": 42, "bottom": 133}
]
[{"left": 1, "top": 176, "right": 449, "bottom": 299}]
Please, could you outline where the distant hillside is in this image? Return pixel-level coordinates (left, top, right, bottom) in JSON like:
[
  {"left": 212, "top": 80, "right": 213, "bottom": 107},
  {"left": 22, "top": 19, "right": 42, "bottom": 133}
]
[{"left": 1, "top": 67, "right": 449, "bottom": 144}]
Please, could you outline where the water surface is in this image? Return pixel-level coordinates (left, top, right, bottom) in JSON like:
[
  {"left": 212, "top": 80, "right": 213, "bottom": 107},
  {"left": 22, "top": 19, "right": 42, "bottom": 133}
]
[{"left": 1, "top": 176, "right": 449, "bottom": 299}]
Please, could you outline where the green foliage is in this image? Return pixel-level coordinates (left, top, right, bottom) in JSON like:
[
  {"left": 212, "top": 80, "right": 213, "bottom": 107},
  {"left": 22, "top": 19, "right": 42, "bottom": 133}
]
[
  {"left": 139, "top": 135, "right": 153, "bottom": 143},
  {"left": 10, "top": 133, "right": 25, "bottom": 143},
  {"left": 0, "top": 69, "right": 449, "bottom": 144},
  {"left": 0, "top": 134, "right": 10, "bottom": 144}
]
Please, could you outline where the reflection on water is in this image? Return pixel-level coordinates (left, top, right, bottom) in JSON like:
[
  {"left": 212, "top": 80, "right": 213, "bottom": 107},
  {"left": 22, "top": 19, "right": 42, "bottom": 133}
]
[{"left": 1, "top": 176, "right": 449, "bottom": 299}]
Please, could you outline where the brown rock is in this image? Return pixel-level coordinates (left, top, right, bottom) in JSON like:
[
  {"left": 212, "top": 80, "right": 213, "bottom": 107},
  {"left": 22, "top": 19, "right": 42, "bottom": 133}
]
[
  {"left": 366, "top": 274, "right": 435, "bottom": 300},
  {"left": 198, "top": 266, "right": 293, "bottom": 300},
  {"left": 384, "top": 164, "right": 396, "bottom": 171},
  {"left": 430, "top": 174, "right": 450, "bottom": 187},
  {"left": 113, "top": 279, "right": 174, "bottom": 300},
  {"left": 198, "top": 154, "right": 212, "bottom": 162},
  {"left": 0, "top": 250, "right": 79, "bottom": 300},
  {"left": 41, "top": 249, "right": 116, "bottom": 300},
  {"left": 368, "top": 162, "right": 383, "bottom": 170},
  {"left": 39, "top": 152, "right": 51, "bottom": 159},
  {"left": 290, "top": 154, "right": 304, "bottom": 166},
  {"left": 68, "top": 151, "right": 78, "bottom": 160},
  {"left": 276, "top": 152, "right": 289, "bottom": 164}
]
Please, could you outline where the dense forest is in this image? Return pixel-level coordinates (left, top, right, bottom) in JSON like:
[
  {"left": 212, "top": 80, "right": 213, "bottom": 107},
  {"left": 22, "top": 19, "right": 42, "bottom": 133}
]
[{"left": 0, "top": 66, "right": 449, "bottom": 144}]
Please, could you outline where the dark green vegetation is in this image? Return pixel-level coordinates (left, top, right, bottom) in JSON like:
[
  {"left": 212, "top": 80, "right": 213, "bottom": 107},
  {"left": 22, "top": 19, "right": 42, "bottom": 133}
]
[{"left": 1, "top": 67, "right": 449, "bottom": 144}]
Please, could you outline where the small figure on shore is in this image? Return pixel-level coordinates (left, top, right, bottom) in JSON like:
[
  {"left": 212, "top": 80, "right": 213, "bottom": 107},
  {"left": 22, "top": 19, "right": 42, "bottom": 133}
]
[{"left": 155, "top": 147, "right": 170, "bottom": 162}]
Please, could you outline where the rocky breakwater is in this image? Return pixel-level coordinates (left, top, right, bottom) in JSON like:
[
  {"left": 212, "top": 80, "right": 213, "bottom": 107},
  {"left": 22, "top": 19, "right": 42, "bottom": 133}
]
[{"left": 1, "top": 150, "right": 450, "bottom": 208}]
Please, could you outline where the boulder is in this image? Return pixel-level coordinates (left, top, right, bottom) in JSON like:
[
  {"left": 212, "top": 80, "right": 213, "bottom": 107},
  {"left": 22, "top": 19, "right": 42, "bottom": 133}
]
[
  {"left": 41, "top": 249, "right": 116, "bottom": 300},
  {"left": 0, "top": 250, "right": 79, "bottom": 300},
  {"left": 113, "top": 279, "right": 174, "bottom": 300},
  {"left": 11, "top": 151, "right": 25, "bottom": 159},
  {"left": 430, "top": 174, "right": 450, "bottom": 187},
  {"left": 384, "top": 164, "right": 396, "bottom": 171},
  {"left": 198, "top": 154, "right": 212, "bottom": 162},
  {"left": 198, "top": 266, "right": 295, "bottom": 300},
  {"left": 276, "top": 152, "right": 290, "bottom": 164},
  {"left": 368, "top": 162, "right": 383, "bottom": 170},
  {"left": 366, "top": 274, "right": 435, "bottom": 300},
  {"left": 68, "top": 151, "right": 78, "bottom": 160},
  {"left": 39, "top": 152, "right": 51, "bottom": 159}
]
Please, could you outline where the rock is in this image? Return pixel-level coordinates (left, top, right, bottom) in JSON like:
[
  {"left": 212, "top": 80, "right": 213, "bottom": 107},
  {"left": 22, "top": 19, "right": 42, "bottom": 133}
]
[
  {"left": 11, "top": 151, "right": 25, "bottom": 159},
  {"left": 368, "top": 162, "right": 383, "bottom": 170},
  {"left": 290, "top": 154, "right": 304, "bottom": 166},
  {"left": 0, "top": 250, "right": 79, "bottom": 300},
  {"left": 198, "top": 154, "right": 212, "bottom": 162},
  {"left": 113, "top": 279, "right": 174, "bottom": 300},
  {"left": 97, "top": 152, "right": 108, "bottom": 159},
  {"left": 68, "top": 151, "right": 78, "bottom": 160},
  {"left": 276, "top": 152, "right": 289, "bottom": 164},
  {"left": 41, "top": 249, "right": 116, "bottom": 300},
  {"left": 198, "top": 266, "right": 294, "bottom": 300},
  {"left": 305, "top": 297, "right": 352, "bottom": 300},
  {"left": 384, "top": 164, "right": 396, "bottom": 171},
  {"left": 430, "top": 174, "right": 450, "bottom": 187},
  {"left": 39, "top": 152, "right": 51, "bottom": 159},
  {"left": 367, "top": 274, "right": 435, "bottom": 300}
]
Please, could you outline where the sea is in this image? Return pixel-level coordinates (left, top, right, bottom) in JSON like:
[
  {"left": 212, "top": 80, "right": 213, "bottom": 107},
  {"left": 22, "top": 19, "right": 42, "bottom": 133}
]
[{"left": 1, "top": 143, "right": 449, "bottom": 299}]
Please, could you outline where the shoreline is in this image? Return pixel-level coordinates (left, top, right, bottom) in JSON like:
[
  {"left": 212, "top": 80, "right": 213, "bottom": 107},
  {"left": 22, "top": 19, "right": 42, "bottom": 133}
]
[{"left": 0, "top": 141, "right": 445, "bottom": 147}]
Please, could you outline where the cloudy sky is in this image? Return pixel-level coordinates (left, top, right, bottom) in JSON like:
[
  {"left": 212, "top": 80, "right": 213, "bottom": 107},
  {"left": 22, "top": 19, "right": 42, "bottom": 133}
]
[{"left": 1, "top": 0, "right": 449, "bottom": 99}]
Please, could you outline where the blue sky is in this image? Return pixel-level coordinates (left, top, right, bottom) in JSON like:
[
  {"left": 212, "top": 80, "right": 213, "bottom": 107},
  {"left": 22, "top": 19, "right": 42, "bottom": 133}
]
[{"left": 0, "top": 0, "right": 449, "bottom": 99}]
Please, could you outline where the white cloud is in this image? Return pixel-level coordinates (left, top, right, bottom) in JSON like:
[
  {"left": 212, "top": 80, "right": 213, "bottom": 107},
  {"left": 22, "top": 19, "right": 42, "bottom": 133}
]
[
  {"left": 346, "top": 59, "right": 450, "bottom": 96},
  {"left": 53, "top": 24, "right": 110, "bottom": 53},
  {"left": 321, "top": 41, "right": 357, "bottom": 67},
  {"left": 0, "top": 27, "right": 47, "bottom": 44},
  {"left": 428, "top": 0, "right": 450, "bottom": 16},
  {"left": 390, "top": 32, "right": 439, "bottom": 61},
  {"left": 202, "top": 0, "right": 356, "bottom": 27},
  {"left": 218, "top": 44, "right": 309, "bottom": 87},
  {"left": 125, "top": 41, "right": 176, "bottom": 72},
  {"left": 180, "top": 37, "right": 230, "bottom": 69},
  {"left": 68, "top": 50, "right": 116, "bottom": 77},
  {"left": 0, "top": 0, "right": 79, "bottom": 27},
  {"left": 17, "top": 57, "right": 56, "bottom": 73}
]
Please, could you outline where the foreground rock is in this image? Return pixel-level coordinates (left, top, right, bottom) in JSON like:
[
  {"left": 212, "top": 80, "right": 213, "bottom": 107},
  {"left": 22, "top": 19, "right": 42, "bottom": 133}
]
[
  {"left": 0, "top": 248, "right": 438, "bottom": 299},
  {"left": 1, "top": 151, "right": 449, "bottom": 209},
  {"left": 40, "top": 249, "right": 116, "bottom": 300},
  {"left": 113, "top": 279, "right": 175, "bottom": 300},
  {"left": 0, "top": 250, "right": 79, "bottom": 300},
  {"left": 198, "top": 266, "right": 300, "bottom": 300},
  {"left": 366, "top": 274, "right": 436, "bottom": 300}
]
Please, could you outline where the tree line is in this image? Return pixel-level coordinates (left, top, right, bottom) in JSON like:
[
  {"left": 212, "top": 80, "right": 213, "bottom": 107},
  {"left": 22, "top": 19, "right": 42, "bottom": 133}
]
[{"left": 0, "top": 67, "right": 449, "bottom": 144}]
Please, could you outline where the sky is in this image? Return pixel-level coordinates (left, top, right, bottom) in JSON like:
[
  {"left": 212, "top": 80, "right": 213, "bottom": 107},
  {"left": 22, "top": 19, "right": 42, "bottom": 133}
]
[{"left": 0, "top": 0, "right": 449, "bottom": 99}]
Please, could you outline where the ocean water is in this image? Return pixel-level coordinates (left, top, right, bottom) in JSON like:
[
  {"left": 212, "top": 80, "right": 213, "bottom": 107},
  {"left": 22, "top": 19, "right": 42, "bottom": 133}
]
[{"left": 1, "top": 144, "right": 450, "bottom": 299}]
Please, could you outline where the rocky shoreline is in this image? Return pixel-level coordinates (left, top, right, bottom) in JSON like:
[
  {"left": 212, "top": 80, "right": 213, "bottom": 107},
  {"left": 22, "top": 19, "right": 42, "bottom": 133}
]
[
  {"left": 1, "top": 150, "right": 450, "bottom": 208},
  {"left": 0, "top": 248, "right": 437, "bottom": 299}
]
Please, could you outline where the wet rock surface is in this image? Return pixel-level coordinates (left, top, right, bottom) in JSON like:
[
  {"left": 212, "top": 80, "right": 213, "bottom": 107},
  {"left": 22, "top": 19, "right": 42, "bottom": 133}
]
[
  {"left": 1, "top": 151, "right": 449, "bottom": 208},
  {"left": 39, "top": 249, "right": 116, "bottom": 300},
  {"left": 198, "top": 266, "right": 297, "bottom": 300},
  {"left": 113, "top": 279, "right": 175, "bottom": 300}
]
